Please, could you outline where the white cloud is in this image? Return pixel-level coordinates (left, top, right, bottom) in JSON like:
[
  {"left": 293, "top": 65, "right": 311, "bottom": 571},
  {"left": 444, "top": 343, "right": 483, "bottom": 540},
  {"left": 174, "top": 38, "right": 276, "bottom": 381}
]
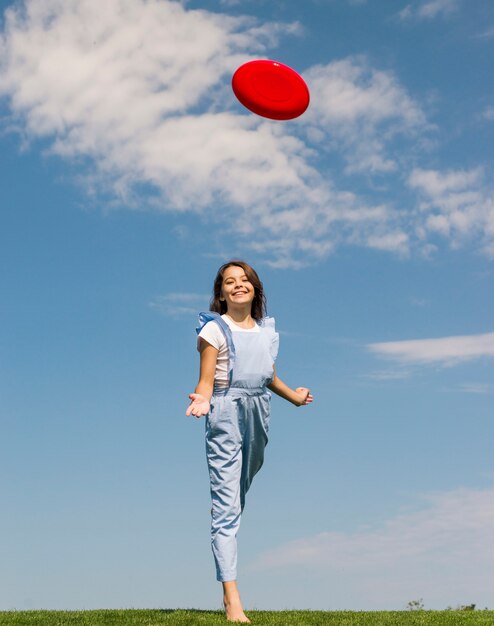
[
  {"left": 364, "top": 369, "right": 412, "bottom": 381},
  {"left": 303, "top": 57, "right": 427, "bottom": 174},
  {"left": 398, "top": 5, "right": 414, "bottom": 20},
  {"left": 410, "top": 296, "right": 429, "bottom": 307},
  {"left": 398, "top": 0, "right": 460, "bottom": 21},
  {"left": 0, "top": 0, "right": 301, "bottom": 204},
  {"left": 457, "top": 383, "right": 492, "bottom": 394},
  {"left": 149, "top": 292, "right": 210, "bottom": 317},
  {"left": 366, "top": 231, "right": 409, "bottom": 254},
  {"left": 417, "top": 0, "right": 460, "bottom": 18},
  {"left": 4, "top": 0, "right": 489, "bottom": 266},
  {"left": 0, "top": 3, "right": 420, "bottom": 265},
  {"left": 476, "top": 26, "right": 494, "bottom": 40},
  {"left": 408, "top": 167, "right": 494, "bottom": 255},
  {"left": 482, "top": 106, "right": 494, "bottom": 121},
  {"left": 408, "top": 167, "right": 482, "bottom": 196},
  {"left": 367, "top": 331, "right": 494, "bottom": 366},
  {"left": 249, "top": 487, "right": 494, "bottom": 609}
]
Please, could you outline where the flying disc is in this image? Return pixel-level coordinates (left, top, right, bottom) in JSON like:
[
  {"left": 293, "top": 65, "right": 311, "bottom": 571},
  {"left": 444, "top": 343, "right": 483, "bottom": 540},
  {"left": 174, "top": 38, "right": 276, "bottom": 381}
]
[{"left": 232, "top": 59, "right": 310, "bottom": 121}]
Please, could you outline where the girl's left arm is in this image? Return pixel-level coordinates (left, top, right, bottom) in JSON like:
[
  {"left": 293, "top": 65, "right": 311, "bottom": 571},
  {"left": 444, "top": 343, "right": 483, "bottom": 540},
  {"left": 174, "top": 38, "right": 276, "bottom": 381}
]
[{"left": 267, "top": 365, "right": 313, "bottom": 407}]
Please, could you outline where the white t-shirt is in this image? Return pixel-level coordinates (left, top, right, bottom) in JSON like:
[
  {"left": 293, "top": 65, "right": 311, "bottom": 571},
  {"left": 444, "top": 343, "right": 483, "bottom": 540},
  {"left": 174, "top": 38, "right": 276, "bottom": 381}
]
[{"left": 197, "top": 314, "right": 260, "bottom": 389}]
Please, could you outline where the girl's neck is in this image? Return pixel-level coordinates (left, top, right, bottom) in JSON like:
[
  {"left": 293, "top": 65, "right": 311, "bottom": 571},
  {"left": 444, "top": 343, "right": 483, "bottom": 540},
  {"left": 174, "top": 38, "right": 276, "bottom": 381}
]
[{"left": 224, "top": 308, "right": 255, "bottom": 328}]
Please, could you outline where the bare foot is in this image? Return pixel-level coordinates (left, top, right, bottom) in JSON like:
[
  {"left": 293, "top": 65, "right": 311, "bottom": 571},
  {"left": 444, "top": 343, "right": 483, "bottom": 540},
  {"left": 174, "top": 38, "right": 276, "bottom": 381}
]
[
  {"left": 222, "top": 581, "right": 251, "bottom": 623},
  {"left": 223, "top": 597, "right": 251, "bottom": 623}
]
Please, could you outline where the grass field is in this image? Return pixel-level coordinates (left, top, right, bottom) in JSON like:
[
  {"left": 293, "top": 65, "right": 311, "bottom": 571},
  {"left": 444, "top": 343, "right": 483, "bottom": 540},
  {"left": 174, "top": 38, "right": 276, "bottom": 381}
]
[{"left": 1, "top": 610, "right": 493, "bottom": 626}]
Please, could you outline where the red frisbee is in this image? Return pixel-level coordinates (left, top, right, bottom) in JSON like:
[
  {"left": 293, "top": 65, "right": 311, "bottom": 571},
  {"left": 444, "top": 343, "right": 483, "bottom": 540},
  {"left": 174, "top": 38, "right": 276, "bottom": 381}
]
[{"left": 232, "top": 59, "right": 310, "bottom": 121}]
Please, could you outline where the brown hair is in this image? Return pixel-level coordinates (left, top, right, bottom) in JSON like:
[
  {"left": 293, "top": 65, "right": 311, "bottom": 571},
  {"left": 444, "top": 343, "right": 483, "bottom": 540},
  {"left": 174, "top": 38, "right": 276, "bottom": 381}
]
[{"left": 210, "top": 260, "right": 267, "bottom": 320}]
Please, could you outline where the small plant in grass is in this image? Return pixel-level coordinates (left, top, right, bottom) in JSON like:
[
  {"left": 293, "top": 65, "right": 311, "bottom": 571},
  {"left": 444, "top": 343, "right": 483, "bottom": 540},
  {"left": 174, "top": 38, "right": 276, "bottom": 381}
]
[
  {"left": 406, "top": 598, "right": 425, "bottom": 611},
  {"left": 445, "top": 603, "right": 476, "bottom": 611}
]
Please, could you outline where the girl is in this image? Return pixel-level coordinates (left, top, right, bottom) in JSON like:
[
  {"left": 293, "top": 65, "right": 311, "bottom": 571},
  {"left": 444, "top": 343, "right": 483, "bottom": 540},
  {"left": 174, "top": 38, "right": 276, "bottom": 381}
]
[{"left": 186, "top": 260, "right": 313, "bottom": 623}]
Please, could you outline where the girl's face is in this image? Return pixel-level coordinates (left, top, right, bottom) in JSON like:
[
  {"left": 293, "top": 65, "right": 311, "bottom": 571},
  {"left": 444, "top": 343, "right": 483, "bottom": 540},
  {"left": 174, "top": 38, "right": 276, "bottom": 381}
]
[{"left": 220, "top": 265, "right": 255, "bottom": 312}]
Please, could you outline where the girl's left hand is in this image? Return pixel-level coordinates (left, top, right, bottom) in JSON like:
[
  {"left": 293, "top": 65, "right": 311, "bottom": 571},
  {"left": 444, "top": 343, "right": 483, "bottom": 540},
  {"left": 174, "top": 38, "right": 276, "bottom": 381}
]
[{"left": 294, "top": 387, "right": 313, "bottom": 406}]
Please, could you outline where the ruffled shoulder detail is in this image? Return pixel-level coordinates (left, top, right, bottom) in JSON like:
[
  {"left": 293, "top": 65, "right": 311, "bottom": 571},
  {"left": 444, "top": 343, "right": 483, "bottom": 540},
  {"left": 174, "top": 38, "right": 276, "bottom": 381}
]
[
  {"left": 197, "top": 311, "right": 221, "bottom": 334},
  {"left": 196, "top": 312, "right": 236, "bottom": 383},
  {"left": 258, "top": 316, "right": 279, "bottom": 362}
]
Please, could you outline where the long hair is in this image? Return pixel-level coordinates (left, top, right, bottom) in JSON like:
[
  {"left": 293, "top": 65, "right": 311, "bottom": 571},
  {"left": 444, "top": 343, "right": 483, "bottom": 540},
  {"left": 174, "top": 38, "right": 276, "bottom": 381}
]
[{"left": 210, "top": 260, "right": 267, "bottom": 320}]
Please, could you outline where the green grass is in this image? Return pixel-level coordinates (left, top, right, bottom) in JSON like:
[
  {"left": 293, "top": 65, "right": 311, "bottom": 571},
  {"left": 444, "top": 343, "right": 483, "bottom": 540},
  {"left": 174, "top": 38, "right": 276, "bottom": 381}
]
[{"left": 0, "top": 610, "right": 493, "bottom": 626}]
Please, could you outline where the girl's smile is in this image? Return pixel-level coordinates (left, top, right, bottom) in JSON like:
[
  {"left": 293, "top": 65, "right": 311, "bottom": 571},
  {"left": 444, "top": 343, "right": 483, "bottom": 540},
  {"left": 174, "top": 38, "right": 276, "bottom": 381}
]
[{"left": 221, "top": 266, "right": 255, "bottom": 309}]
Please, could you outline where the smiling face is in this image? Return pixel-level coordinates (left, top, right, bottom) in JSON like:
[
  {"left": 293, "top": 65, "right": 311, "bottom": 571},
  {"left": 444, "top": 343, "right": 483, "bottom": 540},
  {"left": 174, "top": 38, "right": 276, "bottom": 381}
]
[
  {"left": 220, "top": 264, "right": 256, "bottom": 313},
  {"left": 211, "top": 260, "right": 266, "bottom": 320}
]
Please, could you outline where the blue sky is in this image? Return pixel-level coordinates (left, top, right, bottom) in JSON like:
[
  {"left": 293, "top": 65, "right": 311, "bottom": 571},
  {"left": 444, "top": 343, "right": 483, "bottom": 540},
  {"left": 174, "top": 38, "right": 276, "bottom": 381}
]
[{"left": 1, "top": 0, "right": 493, "bottom": 612}]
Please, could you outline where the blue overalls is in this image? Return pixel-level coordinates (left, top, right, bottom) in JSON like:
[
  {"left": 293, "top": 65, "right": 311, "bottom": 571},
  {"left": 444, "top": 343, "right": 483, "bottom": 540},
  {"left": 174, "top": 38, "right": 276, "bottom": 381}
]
[{"left": 196, "top": 312, "right": 279, "bottom": 582}]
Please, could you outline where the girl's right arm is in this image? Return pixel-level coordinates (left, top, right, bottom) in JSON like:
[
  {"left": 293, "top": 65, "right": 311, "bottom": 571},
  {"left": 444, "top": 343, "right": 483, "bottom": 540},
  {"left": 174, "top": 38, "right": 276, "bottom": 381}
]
[{"left": 186, "top": 338, "right": 218, "bottom": 418}]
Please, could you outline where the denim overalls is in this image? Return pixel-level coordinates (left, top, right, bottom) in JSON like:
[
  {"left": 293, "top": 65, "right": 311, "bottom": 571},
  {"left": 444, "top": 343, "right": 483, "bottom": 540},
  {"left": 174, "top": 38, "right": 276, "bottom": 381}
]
[{"left": 196, "top": 312, "right": 279, "bottom": 582}]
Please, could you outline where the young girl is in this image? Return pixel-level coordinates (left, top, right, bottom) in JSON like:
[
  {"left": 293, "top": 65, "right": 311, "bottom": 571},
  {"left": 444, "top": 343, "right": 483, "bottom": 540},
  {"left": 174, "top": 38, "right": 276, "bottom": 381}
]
[{"left": 186, "top": 260, "right": 313, "bottom": 623}]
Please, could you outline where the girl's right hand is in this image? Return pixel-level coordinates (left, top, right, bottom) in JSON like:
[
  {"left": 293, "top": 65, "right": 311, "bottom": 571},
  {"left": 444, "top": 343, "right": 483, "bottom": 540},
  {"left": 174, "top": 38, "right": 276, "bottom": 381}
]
[
  {"left": 186, "top": 393, "right": 211, "bottom": 418},
  {"left": 294, "top": 387, "right": 313, "bottom": 406}
]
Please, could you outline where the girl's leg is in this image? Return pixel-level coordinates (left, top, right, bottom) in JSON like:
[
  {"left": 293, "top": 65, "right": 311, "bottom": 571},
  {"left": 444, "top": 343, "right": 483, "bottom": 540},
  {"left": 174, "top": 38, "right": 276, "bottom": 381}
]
[
  {"left": 240, "top": 394, "right": 269, "bottom": 511},
  {"left": 206, "top": 398, "right": 242, "bottom": 582},
  {"left": 222, "top": 581, "right": 250, "bottom": 623}
]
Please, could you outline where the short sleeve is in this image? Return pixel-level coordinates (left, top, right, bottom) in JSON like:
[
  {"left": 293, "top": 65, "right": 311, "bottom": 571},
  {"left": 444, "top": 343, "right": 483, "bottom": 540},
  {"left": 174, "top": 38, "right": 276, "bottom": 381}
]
[
  {"left": 198, "top": 321, "right": 226, "bottom": 351},
  {"left": 195, "top": 312, "right": 236, "bottom": 384}
]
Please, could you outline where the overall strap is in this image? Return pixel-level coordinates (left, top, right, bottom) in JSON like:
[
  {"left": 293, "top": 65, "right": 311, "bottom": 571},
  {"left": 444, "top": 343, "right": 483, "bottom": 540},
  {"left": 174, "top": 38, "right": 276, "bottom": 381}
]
[
  {"left": 258, "top": 316, "right": 279, "bottom": 361},
  {"left": 196, "top": 311, "right": 236, "bottom": 385}
]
